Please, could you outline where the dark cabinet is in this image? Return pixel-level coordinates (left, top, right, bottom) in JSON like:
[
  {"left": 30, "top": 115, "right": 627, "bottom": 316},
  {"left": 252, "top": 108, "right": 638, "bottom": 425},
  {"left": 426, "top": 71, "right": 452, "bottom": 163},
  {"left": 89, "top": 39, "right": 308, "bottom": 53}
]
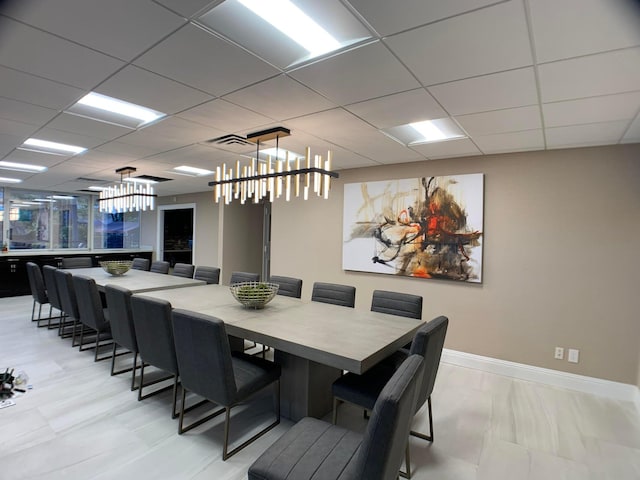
[
  {"left": 0, "top": 257, "right": 30, "bottom": 297},
  {"left": 0, "top": 251, "right": 152, "bottom": 298}
]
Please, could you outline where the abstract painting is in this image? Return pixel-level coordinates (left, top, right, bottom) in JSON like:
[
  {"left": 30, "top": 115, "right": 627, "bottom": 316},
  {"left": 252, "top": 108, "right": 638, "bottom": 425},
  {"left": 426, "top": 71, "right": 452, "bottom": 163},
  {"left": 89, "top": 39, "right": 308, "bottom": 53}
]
[{"left": 343, "top": 173, "right": 484, "bottom": 283}]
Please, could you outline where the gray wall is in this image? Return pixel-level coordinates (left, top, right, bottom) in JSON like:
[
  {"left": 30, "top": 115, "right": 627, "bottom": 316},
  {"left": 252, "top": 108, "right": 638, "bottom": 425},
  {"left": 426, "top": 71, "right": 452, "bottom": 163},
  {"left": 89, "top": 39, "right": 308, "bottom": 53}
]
[{"left": 270, "top": 144, "right": 640, "bottom": 385}]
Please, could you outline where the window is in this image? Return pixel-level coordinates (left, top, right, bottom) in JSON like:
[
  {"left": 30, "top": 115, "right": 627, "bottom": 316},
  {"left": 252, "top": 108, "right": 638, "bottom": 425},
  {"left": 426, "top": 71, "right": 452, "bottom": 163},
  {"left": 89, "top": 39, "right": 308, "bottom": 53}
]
[{"left": 93, "top": 202, "right": 141, "bottom": 249}]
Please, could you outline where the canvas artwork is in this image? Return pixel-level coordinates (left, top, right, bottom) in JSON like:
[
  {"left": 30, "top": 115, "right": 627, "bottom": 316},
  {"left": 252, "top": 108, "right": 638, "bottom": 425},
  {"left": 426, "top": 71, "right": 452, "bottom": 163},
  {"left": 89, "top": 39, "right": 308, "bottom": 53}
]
[{"left": 343, "top": 173, "right": 484, "bottom": 283}]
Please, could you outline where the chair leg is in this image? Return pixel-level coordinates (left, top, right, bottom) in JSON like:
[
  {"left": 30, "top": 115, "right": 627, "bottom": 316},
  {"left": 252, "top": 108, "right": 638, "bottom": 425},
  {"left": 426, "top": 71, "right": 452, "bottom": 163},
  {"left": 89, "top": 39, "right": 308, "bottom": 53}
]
[
  {"left": 410, "top": 396, "right": 434, "bottom": 442},
  {"left": 399, "top": 442, "right": 412, "bottom": 479},
  {"left": 137, "top": 363, "right": 175, "bottom": 402},
  {"left": 130, "top": 352, "right": 139, "bottom": 391},
  {"left": 171, "top": 375, "right": 179, "bottom": 419},
  {"left": 31, "top": 299, "right": 36, "bottom": 322},
  {"left": 221, "top": 379, "right": 281, "bottom": 461},
  {"left": 332, "top": 397, "right": 341, "bottom": 425}
]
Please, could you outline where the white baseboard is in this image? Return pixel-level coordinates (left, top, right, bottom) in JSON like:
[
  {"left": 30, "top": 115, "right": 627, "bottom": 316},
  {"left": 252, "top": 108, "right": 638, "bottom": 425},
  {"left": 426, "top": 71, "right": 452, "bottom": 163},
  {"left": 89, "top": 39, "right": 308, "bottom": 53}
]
[{"left": 441, "top": 349, "right": 640, "bottom": 410}]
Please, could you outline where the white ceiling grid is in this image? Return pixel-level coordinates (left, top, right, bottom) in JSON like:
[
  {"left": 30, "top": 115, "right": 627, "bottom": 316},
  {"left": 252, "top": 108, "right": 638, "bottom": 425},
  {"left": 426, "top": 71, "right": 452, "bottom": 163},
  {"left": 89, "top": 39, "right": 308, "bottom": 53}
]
[{"left": 0, "top": 0, "right": 637, "bottom": 195}]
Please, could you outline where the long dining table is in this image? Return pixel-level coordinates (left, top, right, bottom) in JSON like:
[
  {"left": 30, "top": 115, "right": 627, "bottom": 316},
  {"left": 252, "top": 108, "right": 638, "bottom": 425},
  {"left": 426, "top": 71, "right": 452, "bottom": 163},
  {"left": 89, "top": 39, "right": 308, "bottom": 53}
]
[
  {"left": 65, "top": 267, "right": 205, "bottom": 293},
  {"left": 135, "top": 284, "right": 423, "bottom": 421}
]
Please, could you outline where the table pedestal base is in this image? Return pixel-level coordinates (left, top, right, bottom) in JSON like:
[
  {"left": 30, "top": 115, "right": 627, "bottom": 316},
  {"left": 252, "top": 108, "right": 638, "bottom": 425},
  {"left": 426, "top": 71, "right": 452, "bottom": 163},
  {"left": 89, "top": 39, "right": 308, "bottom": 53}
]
[{"left": 275, "top": 350, "right": 342, "bottom": 421}]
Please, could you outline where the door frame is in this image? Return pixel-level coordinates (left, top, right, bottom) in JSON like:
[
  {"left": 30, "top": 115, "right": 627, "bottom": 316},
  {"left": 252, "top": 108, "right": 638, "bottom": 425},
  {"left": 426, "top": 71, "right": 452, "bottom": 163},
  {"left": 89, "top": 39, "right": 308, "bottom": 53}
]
[{"left": 156, "top": 203, "right": 196, "bottom": 264}]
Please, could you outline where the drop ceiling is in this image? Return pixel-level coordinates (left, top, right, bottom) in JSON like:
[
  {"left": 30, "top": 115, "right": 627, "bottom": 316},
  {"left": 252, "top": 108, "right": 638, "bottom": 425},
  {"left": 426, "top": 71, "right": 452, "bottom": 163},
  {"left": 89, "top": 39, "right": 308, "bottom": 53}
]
[{"left": 0, "top": 0, "right": 638, "bottom": 196}]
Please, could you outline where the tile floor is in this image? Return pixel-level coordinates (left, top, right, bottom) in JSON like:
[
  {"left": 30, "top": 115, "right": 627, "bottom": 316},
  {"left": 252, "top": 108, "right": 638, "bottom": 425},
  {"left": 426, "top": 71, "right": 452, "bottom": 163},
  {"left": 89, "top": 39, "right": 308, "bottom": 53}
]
[{"left": 1, "top": 295, "right": 639, "bottom": 479}]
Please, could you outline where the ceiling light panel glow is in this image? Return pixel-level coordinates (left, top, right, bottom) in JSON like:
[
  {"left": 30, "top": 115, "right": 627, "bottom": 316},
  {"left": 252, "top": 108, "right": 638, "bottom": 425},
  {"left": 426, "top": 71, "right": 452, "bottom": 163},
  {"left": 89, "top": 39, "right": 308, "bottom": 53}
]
[
  {"left": 0, "top": 177, "right": 22, "bottom": 183},
  {"left": 173, "top": 166, "right": 215, "bottom": 176},
  {"left": 198, "top": 0, "right": 371, "bottom": 69},
  {"left": 0, "top": 161, "right": 48, "bottom": 172},
  {"left": 75, "top": 92, "right": 165, "bottom": 126},
  {"left": 22, "top": 138, "right": 87, "bottom": 155},
  {"left": 381, "top": 118, "right": 466, "bottom": 146}
]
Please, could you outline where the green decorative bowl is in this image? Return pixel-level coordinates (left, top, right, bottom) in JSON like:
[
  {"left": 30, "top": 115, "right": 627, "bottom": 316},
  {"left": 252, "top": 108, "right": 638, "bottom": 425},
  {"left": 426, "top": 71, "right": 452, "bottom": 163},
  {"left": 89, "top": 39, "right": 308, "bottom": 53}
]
[
  {"left": 230, "top": 282, "right": 279, "bottom": 309},
  {"left": 100, "top": 260, "right": 133, "bottom": 276}
]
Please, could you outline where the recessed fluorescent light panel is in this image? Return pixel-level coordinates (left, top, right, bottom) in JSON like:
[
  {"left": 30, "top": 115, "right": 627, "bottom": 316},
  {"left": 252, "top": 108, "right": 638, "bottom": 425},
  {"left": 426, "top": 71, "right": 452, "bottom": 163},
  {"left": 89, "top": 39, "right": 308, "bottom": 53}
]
[
  {"left": 88, "top": 186, "right": 108, "bottom": 192},
  {"left": 259, "top": 147, "right": 304, "bottom": 161},
  {"left": 123, "top": 177, "right": 157, "bottom": 185},
  {"left": 0, "top": 177, "right": 22, "bottom": 184},
  {"left": 19, "top": 138, "right": 87, "bottom": 156},
  {"left": 0, "top": 161, "right": 48, "bottom": 173},
  {"left": 66, "top": 92, "right": 165, "bottom": 129},
  {"left": 382, "top": 118, "right": 466, "bottom": 146},
  {"left": 197, "top": 0, "right": 372, "bottom": 69},
  {"left": 172, "top": 166, "right": 215, "bottom": 177}
]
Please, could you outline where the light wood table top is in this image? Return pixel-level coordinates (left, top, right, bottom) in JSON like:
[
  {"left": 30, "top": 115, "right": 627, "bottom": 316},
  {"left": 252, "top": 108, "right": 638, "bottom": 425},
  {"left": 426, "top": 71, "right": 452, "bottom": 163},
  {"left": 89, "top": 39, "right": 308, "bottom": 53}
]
[
  {"left": 67, "top": 267, "right": 205, "bottom": 293},
  {"left": 136, "top": 284, "right": 423, "bottom": 374}
]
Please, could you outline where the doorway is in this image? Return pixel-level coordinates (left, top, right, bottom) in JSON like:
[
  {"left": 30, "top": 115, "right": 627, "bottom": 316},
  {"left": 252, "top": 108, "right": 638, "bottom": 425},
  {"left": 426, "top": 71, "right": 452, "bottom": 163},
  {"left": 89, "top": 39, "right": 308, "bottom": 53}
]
[{"left": 158, "top": 204, "right": 195, "bottom": 267}]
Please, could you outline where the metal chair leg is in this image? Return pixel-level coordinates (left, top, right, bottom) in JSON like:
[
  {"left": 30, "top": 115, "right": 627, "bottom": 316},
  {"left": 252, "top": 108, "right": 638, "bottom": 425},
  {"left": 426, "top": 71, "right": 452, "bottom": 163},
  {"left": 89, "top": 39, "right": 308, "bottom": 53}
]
[{"left": 410, "top": 396, "right": 434, "bottom": 442}]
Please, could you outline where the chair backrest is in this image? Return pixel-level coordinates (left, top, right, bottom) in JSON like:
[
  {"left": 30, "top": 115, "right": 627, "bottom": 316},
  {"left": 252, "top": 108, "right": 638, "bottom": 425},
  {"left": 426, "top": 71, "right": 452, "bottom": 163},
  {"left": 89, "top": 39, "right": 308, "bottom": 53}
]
[
  {"left": 61, "top": 257, "right": 92, "bottom": 269},
  {"left": 371, "top": 290, "right": 422, "bottom": 319},
  {"left": 229, "top": 271, "right": 260, "bottom": 284},
  {"left": 193, "top": 266, "right": 220, "bottom": 284},
  {"left": 42, "top": 265, "right": 62, "bottom": 311},
  {"left": 311, "top": 282, "right": 356, "bottom": 308},
  {"left": 172, "top": 263, "right": 195, "bottom": 278},
  {"left": 72, "top": 275, "right": 109, "bottom": 332},
  {"left": 26, "top": 262, "right": 48, "bottom": 304},
  {"left": 409, "top": 316, "right": 448, "bottom": 411},
  {"left": 172, "top": 309, "right": 237, "bottom": 406},
  {"left": 352, "top": 355, "right": 424, "bottom": 480},
  {"left": 149, "top": 261, "right": 170, "bottom": 274},
  {"left": 104, "top": 284, "right": 137, "bottom": 353},
  {"left": 270, "top": 275, "right": 303, "bottom": 298},
  {"left": 131, "top": 258, "right": 150, "bottom": 271},
  {"left": 54, "top": 269, "right": 79, "bottom": 320},
  {"left": 130, "top": 296, "right": 177, "bottom": 374}
]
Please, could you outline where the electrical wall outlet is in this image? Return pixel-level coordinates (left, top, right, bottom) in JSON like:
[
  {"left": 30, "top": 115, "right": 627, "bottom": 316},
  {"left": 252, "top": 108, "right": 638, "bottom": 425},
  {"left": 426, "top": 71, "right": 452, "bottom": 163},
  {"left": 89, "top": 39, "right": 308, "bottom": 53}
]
[
  {"left": 554, "top": 347, "right": 564, "bottom": 360},
  {"left": 568, "top": 349, "right": 579, "bottom": 363}
]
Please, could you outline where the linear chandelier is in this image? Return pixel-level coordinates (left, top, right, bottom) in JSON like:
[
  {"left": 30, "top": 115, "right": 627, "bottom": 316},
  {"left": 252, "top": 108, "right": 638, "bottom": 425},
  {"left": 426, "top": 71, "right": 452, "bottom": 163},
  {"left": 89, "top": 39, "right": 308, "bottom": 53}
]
[
  {"left": 208, "top": 127, "right": 339, "bottom": 204},
  {"left": 98, "top": 166, "right": 157, "bottom": 213}
]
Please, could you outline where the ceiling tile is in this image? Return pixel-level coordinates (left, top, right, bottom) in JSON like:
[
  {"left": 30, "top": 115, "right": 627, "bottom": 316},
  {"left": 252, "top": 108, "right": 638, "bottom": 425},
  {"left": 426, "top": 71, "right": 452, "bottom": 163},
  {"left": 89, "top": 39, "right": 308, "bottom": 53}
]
[
  {"left": 428, "top": 68, "right": 538, "bottom": 115},
  {"left": 546, "top": 121, "right": 629, "bottom": 148},
  {"left": 621, "top": 116, "right": 640, "bottom": 143},
  {"left": 0, "top": 17, "right": 124, "bottom": 89},
  {"left": 224, "top": 75, "right": 336, "bottom": 121},
  {"left": 474, "top": 129, "right": 544, "bottom": 153},
  {"left": 538, "top": 48, "right": 640, "bottom": 103},
  {"left": 134, "top": 23, "right": 279, "bottom": 96},
  {"left": 0, "top": 133, "right": 27, "bottom": 157},
  {"left": 455, "top": 105, "right": 542, "bottom": 136},
  {"left": 0, "top": 97, "right": 58, "bottom": 126},
  {"left": 345, "top": 88, "right": 447, "bottom": 128},
  {"left": 289, "top": 42, "right": 420, "bottom": 105},
  {"left": 95, "top": 141, "right": 161, "bottom": 159},
  {"left": 153, "top": 0, "right": 216, "bottom": 18},
  {"left": 146, "top": 145, "right": 238, "bottom": 169},
  {"left": 2, "top": 149, "right": 67, "bottom": 167},
  {"left": 96, "top": 65, "right": 214, "bottom": 115},
  {"left": 542, "top": 92, "right": 640, "bottom": 128},
  {"left": 347, "top": 0, "right": 503, "bottom": 36},
  {"left": 117, "top": 117, "right": 225, "bottom": 150},
  {"left": 0, "top": 118, "right": 41, "bottom": 138},
  {"left": 177, "top": 99, "right": 273, "bottom": 132},
  {"left": 1, "top": 0, "right": 186, "bottom": 61},
  {"left": 45, "top": 113, "right": 133, "bottom": 141},
  {"left": 529, "top": 0, "right": 640, "bottom": 63},
  {"left": 34, "top": 127, "right": 110, "bottom": 149},
  {"left": 410, "top": 138, "right": 481, "bottom": 159},
  {"left": 0, "top": 66, "right": 85, "bottom": 110},
  {"left": 385, "top": 1, "right": 532, "bottom": 86}
]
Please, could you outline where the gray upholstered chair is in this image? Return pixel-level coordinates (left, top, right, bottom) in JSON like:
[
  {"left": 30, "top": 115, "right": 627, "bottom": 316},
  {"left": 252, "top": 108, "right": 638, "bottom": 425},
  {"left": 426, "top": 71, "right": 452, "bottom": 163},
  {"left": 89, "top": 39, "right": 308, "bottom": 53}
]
[
  {"left": 104, "top": 284, "right": 140, "bottom": 389},
  {"left": 131, "top": 258, "right": 150, "bottom": 271},
  {"left": 229, "top": 271, "right": 260, "bottom": 284},
  {"left": 332, "top": 316, "right": 449, "bottom": 478},
  {"left": 42, "top": 265, "right": 63, "bottom": 330},
  {"left": 149, "top": 261, "right": 170, "bottom": 274},
  {"left": 54, "top": 269, "right": 82, "bottom": 343},
  {"left": 171, "top": 309, "right": 281, "bottom": 460},
  {"left": 371, "top": 290, "right": 423, "bottom": 319},
  {"left": 61, "top": 257, "right": 92, "bottom": 269},
  {"left": 193, "top": 266, "right": 220, "bottom": 284},
  {"left": 25, "top": 262, "right": 51, "bottom": 327},
  {"left": 72, "top": 275, "right": 113, "bottom": 362},
  {"left": 248, "top": 355, "right": 424, "bottom": 480},
  {"left": 270, "top": 275, "right": 303, "bottom": 298},
  {"left": 171, "top": 263, "right": 195, "bottom": 278},
  {"left": 130, "top": 296, "right": 180, "bottom": 417},
  {"left": 311, "top": 282, "right": 356, "bottom": 308}
]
